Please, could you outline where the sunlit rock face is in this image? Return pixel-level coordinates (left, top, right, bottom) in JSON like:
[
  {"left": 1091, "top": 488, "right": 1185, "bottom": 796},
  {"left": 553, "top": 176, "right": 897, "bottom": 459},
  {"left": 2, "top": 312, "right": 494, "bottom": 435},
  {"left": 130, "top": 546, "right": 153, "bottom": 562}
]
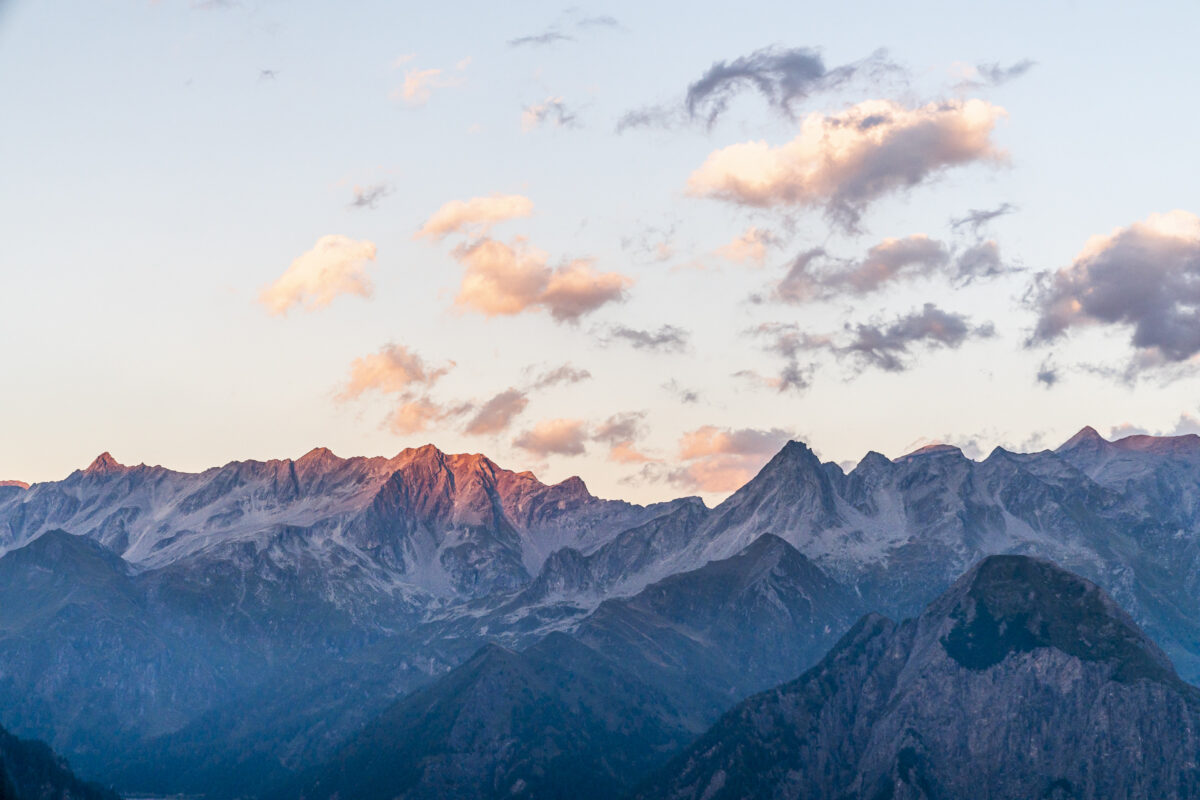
[{"left": 638, "top": 555, "right": 1200, "bottom": 800}]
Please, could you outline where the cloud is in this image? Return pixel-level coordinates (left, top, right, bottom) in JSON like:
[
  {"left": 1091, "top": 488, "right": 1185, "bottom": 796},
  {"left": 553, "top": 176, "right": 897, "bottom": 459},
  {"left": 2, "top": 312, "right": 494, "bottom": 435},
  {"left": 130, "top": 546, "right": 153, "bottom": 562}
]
[
  {"left": 621, "top": 224, "right": 677, "bottom": 263},
  {"left": 577, "top": 14, "right": 621, "bottom": 29},
  {"left": 464, "top": 388, "right": 529, "bottom": 435},
  {"left": 513, "top": 418, "right": 589, "bottom": 456},
  {"left": 508, "top": 30, "right": 574, "bottom": 47},
  {"left": 1036, "top": 358, "right": 1060, "bottom": 388},
  {"left": 770, "top": 234, "right": 1014, "bottom": 303},
  {"left": 521, "top": 97, "right": 578, "bottom": 131},
  {"left": 337, "top": 344, "right": 454, "bottom": 401},
  {"left": 259, "top": 235, "right": 377, "bottom": 316},
  {"left": 839, "top": 303, "right": 994, "bottom": 372},
  {"left": 954, "top": 59, "right": 1036, "bottom": 90},
  {"left": 604, "top": 324, "right": 690, "bottom": 353},
  {"left": 687, "top": 98, "right": 1007, "bottom": 230},
  {"left": 593, "top": 411, "right": 654, "bottom": 463},
  {"left": 716, "top": 226, "right": 780, "bottom": 266},
  {"left": 394, "top": 68, "right": 462, "bottom": 106},
  {"left": 742, "top": 323, "right": 817, "bottom": 393},
  {"left": 387, "top": 397, "right": 452, "bottom": 435},
  {"left": 1109, "top": 413, "right": 1200, "bottom": 440},
  {"left": 510, "top": 11, "right": 622, "bottom": 48},
  {"left": 663, "top": 380, "right": 700, "bottom": 404},
  {"left": 453, "top": 238, "right": 631, "bottom": 322},
  {"left": 349, "top": 183, "right": 392, "bottom": 210},
  {"left": 749, "top": 305, "right": 993, "bottom": 381},
  {"left": 618, "top": 46, "right": 897, "bottom": 132},
  {"left": 615, "top": 105, "right": 683, "bottom": 133},
  {"left": 778, "top": 235, "right": 949, "bottom": 301},
  {"left": 417, "top": 194, "right": 533, "bottom": 240},
  {"left": 530, "top": 364, "right": 592, "bottom": 389},
  {"left": 1029, "top": 210, "right": 1200, "bottom": 369},
  {"left": 950, "top": 202, "right": 1016, "bottom": 236},
  {"left": 670, "top": 425, "right": 795, "bottom": 492},
  {"left": 685, "top": 46, "right": 896, "bottom": 127}
]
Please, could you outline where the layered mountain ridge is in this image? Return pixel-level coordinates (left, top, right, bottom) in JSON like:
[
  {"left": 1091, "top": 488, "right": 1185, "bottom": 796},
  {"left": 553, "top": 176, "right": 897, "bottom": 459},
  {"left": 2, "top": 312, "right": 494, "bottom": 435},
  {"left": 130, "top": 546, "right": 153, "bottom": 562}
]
[{"left": 5, "top": 427, "right": 1200, "bottom": 796}]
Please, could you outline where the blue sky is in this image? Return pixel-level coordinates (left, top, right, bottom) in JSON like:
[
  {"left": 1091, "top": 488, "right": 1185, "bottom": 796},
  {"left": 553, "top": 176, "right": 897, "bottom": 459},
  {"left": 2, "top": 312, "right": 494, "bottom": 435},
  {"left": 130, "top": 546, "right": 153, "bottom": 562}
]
[{"left": 3, "top": 0, "right": 1199, "bottom": 502}]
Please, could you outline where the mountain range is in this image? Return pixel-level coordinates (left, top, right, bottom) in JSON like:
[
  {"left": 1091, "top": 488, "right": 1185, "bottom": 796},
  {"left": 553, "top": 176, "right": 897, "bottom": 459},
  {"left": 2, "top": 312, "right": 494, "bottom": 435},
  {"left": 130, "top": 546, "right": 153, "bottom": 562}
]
[{"left": 3, "top": 427, "right": 1200, "bottom": 796}]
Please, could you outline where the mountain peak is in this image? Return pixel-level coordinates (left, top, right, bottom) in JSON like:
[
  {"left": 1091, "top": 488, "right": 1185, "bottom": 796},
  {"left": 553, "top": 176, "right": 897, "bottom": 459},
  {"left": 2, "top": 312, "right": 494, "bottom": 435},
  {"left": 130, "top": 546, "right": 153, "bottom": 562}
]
[
  {"left": 1057, "top": 425, "right": 1109, "bottom": 452},
  {"left": 936, "top": 555, "right": 1178, "bottom": 685},
  {"left": 0, "top": 479, "right": 29, "bottom": 490},
  {"left": 84, "top": 452, "right": 124, "bottom": 475},
  {"left": 296, "top": 446, "right": 342, "bottom": 468},
  {"left": 897, "top": 442, "right": 964, "bottom": 461}
]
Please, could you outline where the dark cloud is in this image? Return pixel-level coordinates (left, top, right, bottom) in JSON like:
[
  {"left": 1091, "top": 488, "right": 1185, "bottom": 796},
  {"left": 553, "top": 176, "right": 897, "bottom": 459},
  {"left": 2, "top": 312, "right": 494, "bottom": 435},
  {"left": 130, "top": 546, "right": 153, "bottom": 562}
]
[
  {"left": 663, "top": 380, "right": 700, "bottom": 404},
  {"left": 749, "top": 305, "right": 994, "bottom": 380},
  {"left": 576, "top": 14, "right": 621, "bottom": 29},
  {"left": 685, "top": 46, "right": 896, "bottom": 127},
  {"left": 956, "top": 59, "right": 1036, "bottom": 90},
  {"left": 605, "top": 324, "right": 690, "bottom": 353},
  {"left": 954, "top": 240, "right": 1018, "bottom": 283},
  {"left": 1029, "top": 211, "right": 1200, "bottom": 370},
  {"left": 615, "top": 105, "right": 684, "bottom": 133},
  {"left": 1036, "top": 358, "right": 1059, "bottom": 388},
  {"left": 840, "top": 304, "right": 994, "bottom": 372},
  {"left": 950, "top": 202, "right": 1016, "bottom": 235},
  {"left": 510, "top": 11, "right": 623, "bottom": 48},
  {"left": 508, "top": 30, "right": 574, "bottom": 47},
  {"left": 745, "top": 322, "right": 819, "bottom": 393},
  {"left": 530, "top": 364, "right": 592, "bottom": 390},
  {"left": 617, "top": 46, "right": 897, "bottom": 133},
  {"left": 770, "top": 234, "right": 1013, "bottom": 303},
  {"left": 349, "top": 183, "right": 392, "bottom": 210}
]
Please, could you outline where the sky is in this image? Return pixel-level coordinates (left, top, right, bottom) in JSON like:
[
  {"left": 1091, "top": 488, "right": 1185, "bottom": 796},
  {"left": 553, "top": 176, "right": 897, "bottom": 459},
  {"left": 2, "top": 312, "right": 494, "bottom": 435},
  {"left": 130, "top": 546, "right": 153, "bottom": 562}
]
[{"left": 2, "top": 0, "right": 1200, "bottom": 504}]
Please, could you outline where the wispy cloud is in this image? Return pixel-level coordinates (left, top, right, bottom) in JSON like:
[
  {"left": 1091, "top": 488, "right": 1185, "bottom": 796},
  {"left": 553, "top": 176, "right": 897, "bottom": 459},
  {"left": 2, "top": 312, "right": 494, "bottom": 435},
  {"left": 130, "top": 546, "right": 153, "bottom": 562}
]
[
  {"left": 530, "top": 364, "right": 592, "bottom": 389},
  {"left": 259, "top": 235, "right": 377, "bottom": 315},
  {"left": 521, "top": 96, "right": 578, "bottom": 131},
  {"left": 686, "top": 46, "right": 897, "bottom": 127},
  {"left": 716, "top": 226, "right": 780, "bottom": 267},
  {"left": 617, "top": 45, "right": 899, "bottom": 132},
  {"left": 603, "top": 324, "right": 690, "bottom": 353},
  {"left": 417, "top": 194, "right": 533, "bottom": 240},
  {"left": 349, "top": 183, "right": 392, "bottom": 210},
  {"left": 509, "top": 10, "right": 623, "bottom": 48},
  {"left": 392, "top": 58, "right": 470, "bottom": 106},
  {"left": 954, "top": 59, "right": 1036, "bottom": 91}
]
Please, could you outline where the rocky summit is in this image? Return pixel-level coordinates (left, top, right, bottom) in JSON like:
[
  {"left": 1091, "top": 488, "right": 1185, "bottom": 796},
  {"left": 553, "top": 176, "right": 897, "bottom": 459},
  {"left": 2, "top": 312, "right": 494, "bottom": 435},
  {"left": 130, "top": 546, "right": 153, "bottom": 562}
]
[{"left": 636, "top": 555, "right": 1200, "bottom": 800}]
